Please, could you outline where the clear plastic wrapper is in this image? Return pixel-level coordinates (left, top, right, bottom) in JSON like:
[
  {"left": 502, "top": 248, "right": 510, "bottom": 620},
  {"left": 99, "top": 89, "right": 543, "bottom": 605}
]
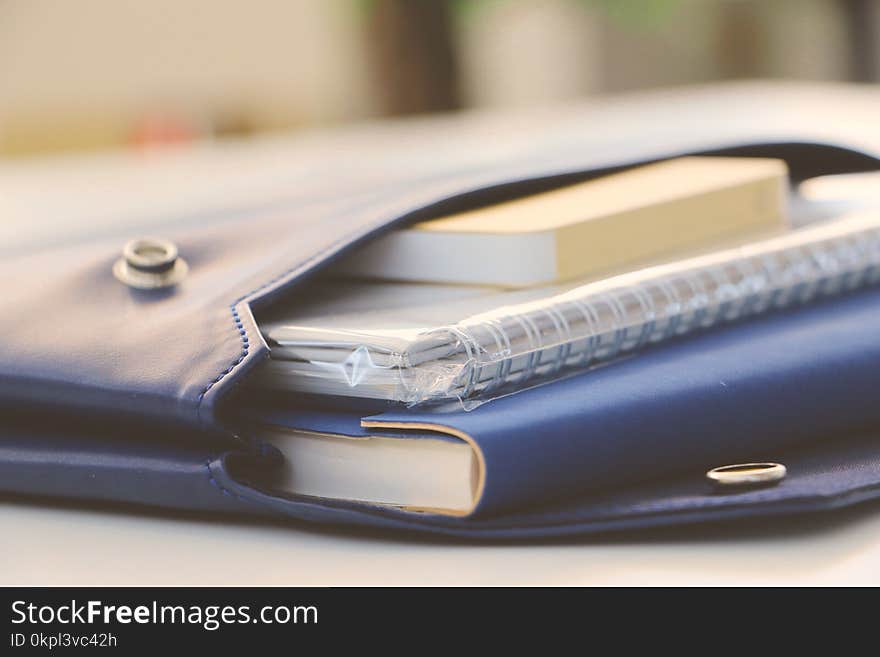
[{"left": 258, "top": 211, "right": 880, "bottom": 409}]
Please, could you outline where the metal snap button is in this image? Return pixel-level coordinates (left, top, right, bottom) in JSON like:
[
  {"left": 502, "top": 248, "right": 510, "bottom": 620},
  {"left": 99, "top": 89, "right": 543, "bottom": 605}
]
[
  {"left": 113, "top": 238, "right": 188, "bottom": 289},
  {"left": 706, "top": 462, "right": 786, "bottom": 489}
]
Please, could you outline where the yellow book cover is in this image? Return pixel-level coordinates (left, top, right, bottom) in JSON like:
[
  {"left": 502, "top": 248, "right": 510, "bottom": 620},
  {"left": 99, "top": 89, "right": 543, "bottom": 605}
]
[{"left": 336, "top": 156, "right": 789, "bottom": 287}]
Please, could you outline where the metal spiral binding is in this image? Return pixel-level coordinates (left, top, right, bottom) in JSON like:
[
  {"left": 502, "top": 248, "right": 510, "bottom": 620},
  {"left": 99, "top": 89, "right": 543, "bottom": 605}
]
[{"left": 400, "top": 213, "right": 880, "bottom": 405}]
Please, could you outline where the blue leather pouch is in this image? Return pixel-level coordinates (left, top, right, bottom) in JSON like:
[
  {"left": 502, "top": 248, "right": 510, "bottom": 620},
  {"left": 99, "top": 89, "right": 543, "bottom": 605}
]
[{"left": 4, "top": 122, "right": 880, "bottom": 537}]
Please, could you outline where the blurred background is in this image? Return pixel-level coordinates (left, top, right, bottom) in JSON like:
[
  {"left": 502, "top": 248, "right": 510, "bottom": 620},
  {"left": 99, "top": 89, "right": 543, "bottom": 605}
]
[{"left": 0, "top": 0, "right": 879, "bottom": 157}]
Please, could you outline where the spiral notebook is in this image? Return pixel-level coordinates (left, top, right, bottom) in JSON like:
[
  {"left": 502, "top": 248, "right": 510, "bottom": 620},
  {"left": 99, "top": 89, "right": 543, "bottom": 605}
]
[{"left": 254, "top": 210, "right": 880, "bottom": 406}]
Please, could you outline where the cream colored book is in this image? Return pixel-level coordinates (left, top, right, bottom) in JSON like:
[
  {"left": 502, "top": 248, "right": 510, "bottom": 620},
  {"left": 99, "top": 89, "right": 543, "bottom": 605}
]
[{"left": 334, "top": 156, "right": 789, "bottom": 287}]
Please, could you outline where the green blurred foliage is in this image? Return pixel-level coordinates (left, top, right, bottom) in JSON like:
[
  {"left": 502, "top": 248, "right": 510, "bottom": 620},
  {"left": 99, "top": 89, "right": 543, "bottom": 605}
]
[
  {"left": 357, "top": 0, "right": 683, "bottom": 28},
  {"left": 589, "top": 0, "right": 683, "bottom": 27}
]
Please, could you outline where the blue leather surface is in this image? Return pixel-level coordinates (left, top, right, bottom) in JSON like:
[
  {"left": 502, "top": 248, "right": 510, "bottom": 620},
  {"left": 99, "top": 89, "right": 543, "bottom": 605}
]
[
  {"left": 233, "top": 287, "right": 880, "bottom": 534},
  {"left": 0, "top": 412, "right": 259, "bottom": 514},
  {"left": 212, "top": 430, "right": 880, "bottom": 538},
  {"left": 4, "top": 93, "right": 880, "bottom": 535},
  {"left": 1, "top": 140, "right": 877, "bottom": 433},
  {"left": 5, "top": 409, "right": 880, "bottom": 539},
  {"left": 372, "top": 288, "right": 880, "bottom": 516}
]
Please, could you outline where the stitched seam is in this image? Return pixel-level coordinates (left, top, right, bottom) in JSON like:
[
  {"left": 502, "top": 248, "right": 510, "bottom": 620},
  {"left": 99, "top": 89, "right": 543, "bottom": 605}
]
[
  {"left": 194, "top": 209, "right": 436, "bottom": 416},
  {"left": 197, "top": 303, "right": 249, "bottom": 404},
  {"left": 194, "top": 168, "right": 605, "bottom": 417},
  {"left": 195, "top": 231, "right": 361, "bottom": 410},
  {"left": 204, "top": 460, "right": 248, "bottom": 502}
]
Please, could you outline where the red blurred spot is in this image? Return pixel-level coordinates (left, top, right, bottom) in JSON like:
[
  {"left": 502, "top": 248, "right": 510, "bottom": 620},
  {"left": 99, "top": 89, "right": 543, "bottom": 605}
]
[{"left": 130, "top": 115, "right": 198, "bottom": 150}]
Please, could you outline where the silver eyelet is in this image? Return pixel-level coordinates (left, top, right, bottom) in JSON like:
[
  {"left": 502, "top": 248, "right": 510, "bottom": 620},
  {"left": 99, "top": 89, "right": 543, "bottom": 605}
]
[
  {"left": 706, "top": 462, "right": 786, "bottom": 489},
  {"left": 114, "top": 238, "right": 188, "bottom": 289}
]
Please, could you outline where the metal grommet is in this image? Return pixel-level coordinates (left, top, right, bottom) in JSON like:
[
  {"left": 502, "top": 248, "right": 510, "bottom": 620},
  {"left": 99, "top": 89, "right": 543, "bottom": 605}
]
[
  {"left": 113, "top": 237, "right": 188, "bottom": 289},
  {"left": 706, "top": 462, "right": 786, "bottom": 489}
]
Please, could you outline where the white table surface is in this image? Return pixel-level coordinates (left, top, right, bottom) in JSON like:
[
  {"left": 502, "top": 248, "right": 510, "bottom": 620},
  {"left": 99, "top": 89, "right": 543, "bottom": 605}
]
[
  {"left": 4, "top": 496, "right": 880, "bottom": 586},
  {"left": 6, "top": 82, "right": 880, "bottom": 587}
]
